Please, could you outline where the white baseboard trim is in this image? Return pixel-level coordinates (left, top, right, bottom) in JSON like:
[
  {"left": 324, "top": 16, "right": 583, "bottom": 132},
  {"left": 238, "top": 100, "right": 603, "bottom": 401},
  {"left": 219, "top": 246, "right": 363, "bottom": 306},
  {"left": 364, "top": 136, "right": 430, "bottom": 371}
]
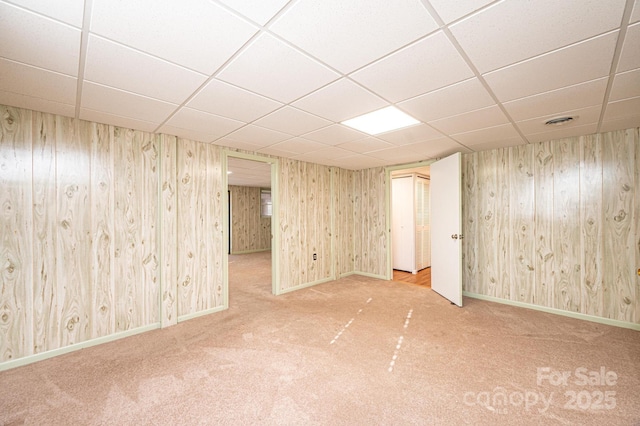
[
  {"left": 230, "top": 248, "right": 270, "bottom": 255},
  {"left": 178, "top": 305, "right": 227, "bottom": 322},
  {"left": 338, "top": 271, "right": 355, "bottom": 278},
  {"left": 277, "top": 277, "right": 335, "bottom": 295},
  {"left": 463, "top": 291, "right": 640, "bottom": 331},
  {"left": 0, "top": 323, "right": 160, "bottom": 372},
  {"left": 352, "top": 271, "right": 387, "bottom": 280}
]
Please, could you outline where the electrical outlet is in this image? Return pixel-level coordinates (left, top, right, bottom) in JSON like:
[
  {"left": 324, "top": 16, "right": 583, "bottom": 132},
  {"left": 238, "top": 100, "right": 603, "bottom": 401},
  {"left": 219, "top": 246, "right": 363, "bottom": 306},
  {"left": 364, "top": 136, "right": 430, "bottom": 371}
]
[{"left": 313, "top": 253, "right": 317, "bottom": 261}]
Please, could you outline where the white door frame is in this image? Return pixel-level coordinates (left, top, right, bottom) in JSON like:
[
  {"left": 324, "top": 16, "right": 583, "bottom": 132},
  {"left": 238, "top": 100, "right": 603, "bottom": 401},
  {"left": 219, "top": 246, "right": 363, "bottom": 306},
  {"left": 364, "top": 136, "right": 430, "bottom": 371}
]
[
  {"left": 385, "top": 160, "right": 434, "bottom": 280},
  {"left": 223, "top": 151, "right": 281, "bottom": 304}
]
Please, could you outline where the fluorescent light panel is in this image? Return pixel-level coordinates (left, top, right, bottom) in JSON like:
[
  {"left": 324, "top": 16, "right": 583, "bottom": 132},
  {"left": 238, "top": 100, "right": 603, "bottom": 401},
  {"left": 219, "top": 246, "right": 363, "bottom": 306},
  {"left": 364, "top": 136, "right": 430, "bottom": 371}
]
[{"left": 342, "top": 106, "right": 420, "bottom": 135}]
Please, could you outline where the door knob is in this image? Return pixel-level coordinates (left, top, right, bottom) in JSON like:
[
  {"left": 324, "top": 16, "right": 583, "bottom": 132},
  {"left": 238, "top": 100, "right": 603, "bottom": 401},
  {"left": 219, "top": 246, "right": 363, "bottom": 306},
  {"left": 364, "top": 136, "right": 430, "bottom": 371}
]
[{"left": 451, "top": 234, "right": 458, "bottom": 239}]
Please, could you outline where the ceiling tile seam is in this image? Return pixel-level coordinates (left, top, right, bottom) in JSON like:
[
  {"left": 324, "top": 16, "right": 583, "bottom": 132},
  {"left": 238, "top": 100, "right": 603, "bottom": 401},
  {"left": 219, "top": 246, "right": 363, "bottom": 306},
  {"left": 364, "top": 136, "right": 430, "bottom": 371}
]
[
  {"left": 210, "top": 0, "right": 296, "bottom": 29},
  {"left": 419, "top": 0, "right": 530, "bottom": 144},
  {"left": 596, "top": 0, "right": 636, "bottom": 133},
  {"left": 0, "top": 55, "right": 78, "bottom": 78},
  {"left": 74, "top": 0, "right": 93, "bottom": 120},
  {"left": 1, "top": 0, "right": 84, "bottom": 29},
  {"left": 151, "top": 27, "right": 265, "bottom": 136},
  {"left": 85, "top": 33, "right": 210, "bottom": 78},
  {"left": 502, "top": 76, "right": 609, "bottom": 105},
  {"left": 482, "top": 28, "right": 623, "bottom": 78}
]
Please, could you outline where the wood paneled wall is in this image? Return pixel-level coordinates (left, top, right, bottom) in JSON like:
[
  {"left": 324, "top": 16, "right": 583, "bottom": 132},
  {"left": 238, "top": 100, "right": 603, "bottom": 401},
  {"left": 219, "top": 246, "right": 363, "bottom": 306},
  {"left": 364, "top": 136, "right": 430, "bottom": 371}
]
[
  {"left": 278, "top": 159, "right": 332, "bottom": 291},
  {"left": 462, "top": 129, "right": 640, "bottom": 324},
  {"left": 353, "top": 167, "right": 387, "bottom": 277},
  {"left": 174, "top": 138, "right": 224, "bottom": 317},
  {"left": 334, "top": 167, "right": 355, "bottom": 276},
  {"left": 229, "top": 185, "right": 271, "bottom": 253},
  {"left": 0, "top": 105, "right": 160, "bottom": 363}
]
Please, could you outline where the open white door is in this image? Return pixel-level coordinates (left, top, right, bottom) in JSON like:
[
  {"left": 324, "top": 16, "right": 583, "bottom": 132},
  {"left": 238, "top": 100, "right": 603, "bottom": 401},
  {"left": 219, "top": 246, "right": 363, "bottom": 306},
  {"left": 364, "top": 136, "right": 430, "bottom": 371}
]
[{"left": 430, "top": 152, "right": 462, "bottom": 306}]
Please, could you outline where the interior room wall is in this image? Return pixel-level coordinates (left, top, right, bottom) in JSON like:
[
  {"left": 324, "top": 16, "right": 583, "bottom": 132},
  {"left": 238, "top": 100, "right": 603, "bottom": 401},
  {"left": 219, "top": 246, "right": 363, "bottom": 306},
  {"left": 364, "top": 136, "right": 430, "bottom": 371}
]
[
  {"left": 353, "top": 167, "right": 387, "bottom": 278},
  {"left": 334, "top": 167, "right": 355, "bottom": 277},
  {"left": 0, "top": 104, "right": 344, "bottom": 368},
  {"left": 229, "top": 185, "right": 271, "bottom": 254},
  {"left": 462, "top": 128, "right": 640, "bottom": 326}
]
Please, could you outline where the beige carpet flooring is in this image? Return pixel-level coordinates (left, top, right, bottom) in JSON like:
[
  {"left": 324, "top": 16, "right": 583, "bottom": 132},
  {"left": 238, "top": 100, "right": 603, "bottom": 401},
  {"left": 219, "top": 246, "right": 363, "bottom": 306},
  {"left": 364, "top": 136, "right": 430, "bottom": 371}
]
[{"left": 1, "top": 251, "right": 639, "bottom": 425}]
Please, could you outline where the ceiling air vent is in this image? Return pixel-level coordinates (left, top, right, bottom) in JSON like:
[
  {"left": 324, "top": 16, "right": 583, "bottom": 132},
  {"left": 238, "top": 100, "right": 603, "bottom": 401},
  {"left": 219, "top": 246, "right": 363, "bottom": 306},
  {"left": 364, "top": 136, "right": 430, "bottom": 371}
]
[{"left": 544, "top": 116, "right": 576, "bottom": 126}]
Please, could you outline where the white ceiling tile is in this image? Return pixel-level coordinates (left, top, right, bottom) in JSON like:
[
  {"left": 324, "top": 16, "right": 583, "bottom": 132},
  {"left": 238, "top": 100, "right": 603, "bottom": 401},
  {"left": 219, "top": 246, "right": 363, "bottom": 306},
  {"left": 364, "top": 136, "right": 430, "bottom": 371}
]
[
  {"left": 90, "top": 0, "right": 258, "bottom": 74},
  {"left": 450, "top": 0, "right": 626, "bottom": 73},
  {"left": 217, "top": 0, "right": 289, "bottom": 25},
  {"left": 253, "top": 106, "right": 332, "bottom": 135},
  {"left": 221, "top": 124, "right": 293, "bottom": 148},
  {"left": 503, "top": 78, "right": 608, "bottom": 121},
  {"left": 159, "top": 125, "right": 217, "bottom": 143},
  {"left": 217, "top": 33, "right": 339, "bottom": 103},
  {"left": 0, "top": 90, "right": 75, "bottom": 118},
  {"left": 79, "top": 108, "right": 158, "bottom": 132},
  {"left": 398, "top": 78, "right": 495, "bottom": 122},
  {"left": 4, "top": 0, "right": 85, "bottom": 26},
  {"left": 604, "top": 96, "right": 640, "bottom": 120},
  {"left": 294, "top": 146, "right": 353, "bottom": 162},
  {"left": 336, "top": 137, "right": 393, "bottom": 154},
  {"left": 526, "top": 123, "right": 598, "bottom": 144},
  {"left": 427, "top": 0, "right": 493, "bottom": 24},
  {"left": 0, "top": 58, "right": 76, "bottom": 105},
  {"left": 351, "top": 31, "right": 474, "bottom": 102},
  {"left": 428, "top": 105, "right": 508, "bottom": 135},
  {"left": 617, "top": 23, "right": 640, "bottom": 72},
  {"left": 256, "top": 145, "right": 299, "bottom": 157},
  {"left": 517, "top": 105, "right": 602, "bottom": 135},
  {"left": 484, "top": 31, "right": 618, "bottom": 102},
  {"left": 609, "top": 68, "right": 640, "bottom": 101},
  {"left": 215, "top": 138, "right": 264, "bottom": 152},
  {"left": 161, "top": 107, "right": 245, "bottom": 141},
  {"left": 302, "top": 124, "right": 367, "bottom": 145},
  {"left": 84, "top": 35, "right": 208, "bottom": 104},
  {"left": 631, "top": 0, "right": 640, "bottom": 24},
  {"left": 600, "top": 114, "right": 640, "bottom": 132},
  {"left": 263, "top": 138, "right": 328, "bottom": 155},
  {"left": 376, "top": 123, "right": 443, "bottom": 146},
  {"left": 451, "top": 123, "right": 523, "bottom": 146},
  {"left": 465, "top": 138, "right": 526, "bottom": 152},
  {"left": 270, "top": 0, "right": 438, "bottom": 73},
  {"left": 187, "top": 78, "right": 282, "bottom": 122},
  {"left": 366, "top": 146, "right": 424, "bottom": 163},
  {"left": 0, "top": 2, "right": 81, "bottom": 75},
  {"left": 328, "top": 155, "right": 387, "bottom": 170},
  {"left": 406, "top": 138, "right": 471, "bottom": 158},
  {"left": 292, "top": 79, "right": 386, "bottom": 122},
  {"left": 81, "top": 82, "right": 177, "bottom": 124}
]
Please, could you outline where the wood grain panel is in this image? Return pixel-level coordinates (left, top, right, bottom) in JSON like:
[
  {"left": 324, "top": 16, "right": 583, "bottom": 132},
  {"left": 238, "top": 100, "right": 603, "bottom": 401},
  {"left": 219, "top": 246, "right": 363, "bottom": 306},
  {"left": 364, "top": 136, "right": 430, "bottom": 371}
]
[
  {"left": 320, "top": 165, "right": 332, "bottom": 278},
  {"left": 206, "top": 144, "right": 223, "bottom": 308},
  {"left": 508, "top": 145, "right": 535, "bottom": 303},
  {"left": 602, "top": 130, "right": 635, "bottom": 321},
  {"left": 89, "top": 122, "right": 115, "bottom": 338},
  {"left": 579, "top": 134, "right": 603, "bottom": 317},
  {"left": 140, "top": 132, "right": 159, "bottom": 323},
  {"left": 553, "top": 138, "right": 581, "bottom": 312},
  {"left": 0, "top": 106, "right": 33, "bottom": 361},
  {"left": 56, "top": 116, "right": 91, "bottom": 345},
  {"left": 32, "top": 111, "right": 58, "bottom": 353},
  {"left": 301, "top": 162, "right": 312, "bottom": 283},
  {"left": 353, "top": 170, "right": 362, "bottom": 272},
  {"left": 495, "top": 148, "right": 511, "bottom": 299},
  {"left": 477, "top": 150, "right": 498, "bottom": 296},
  {"left": 533, "top": 140, "right": 554, "bottom": 307},
  {"left": 229, "top": 185, "right": 271, "bottom": 253},
  {"left": 113, "top": 128, "right": 143, "bottom": 331},
  {"left": 160, "top": 134, "right": 178, "bottom": 327},
  {"left": 461, "top": 153, "right": 478, "bottom": 293},
  {"left": 177, "top": 138, "right": 197, "bottom": 315},
  {"left": 194, "top": 142, "right": 208, "bottom": 311},
  {"left": 635, "top": 128, "right": 640, "bottom": 325}
]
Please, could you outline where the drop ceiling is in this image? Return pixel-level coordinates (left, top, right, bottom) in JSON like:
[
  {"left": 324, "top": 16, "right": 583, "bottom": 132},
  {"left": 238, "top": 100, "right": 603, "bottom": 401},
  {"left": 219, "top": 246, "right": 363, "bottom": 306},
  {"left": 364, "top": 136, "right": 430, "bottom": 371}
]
[{"left": 1, "top": 0, "right": 639, "bottom": 171}]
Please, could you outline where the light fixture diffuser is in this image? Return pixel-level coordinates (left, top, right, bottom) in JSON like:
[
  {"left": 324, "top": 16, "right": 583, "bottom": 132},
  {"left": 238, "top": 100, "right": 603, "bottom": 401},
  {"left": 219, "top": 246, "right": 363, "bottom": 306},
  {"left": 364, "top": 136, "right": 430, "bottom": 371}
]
[{"left": 342, "top": 106, "right": 420, "bottom": 135}]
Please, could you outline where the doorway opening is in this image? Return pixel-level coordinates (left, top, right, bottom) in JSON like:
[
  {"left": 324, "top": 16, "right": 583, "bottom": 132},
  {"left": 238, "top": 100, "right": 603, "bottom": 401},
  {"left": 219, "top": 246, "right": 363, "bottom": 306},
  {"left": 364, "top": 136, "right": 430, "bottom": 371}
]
[
  {"left": 390, "top": 165, "right": 431, "bottom": 288},
  {"left": 224, "top": 152, "right": 280, "bottom": 308}
]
